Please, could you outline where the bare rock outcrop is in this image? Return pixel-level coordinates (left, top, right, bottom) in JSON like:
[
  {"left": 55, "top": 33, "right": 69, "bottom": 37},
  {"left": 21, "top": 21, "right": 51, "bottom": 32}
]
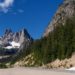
[{"left": 43, "top": 0, "right": 75, "bottom": 37}]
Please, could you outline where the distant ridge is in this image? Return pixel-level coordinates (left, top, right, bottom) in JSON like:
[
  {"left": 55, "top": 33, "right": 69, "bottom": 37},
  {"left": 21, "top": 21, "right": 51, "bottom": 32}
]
[{"left": 0, "top": 28, "right": 33, "bottom": 55}]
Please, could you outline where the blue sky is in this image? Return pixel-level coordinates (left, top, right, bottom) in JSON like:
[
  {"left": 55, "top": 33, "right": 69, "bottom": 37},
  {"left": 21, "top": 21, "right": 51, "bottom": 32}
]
[{"left": 0, "top": 0, "right": 63, "bottom": 39}]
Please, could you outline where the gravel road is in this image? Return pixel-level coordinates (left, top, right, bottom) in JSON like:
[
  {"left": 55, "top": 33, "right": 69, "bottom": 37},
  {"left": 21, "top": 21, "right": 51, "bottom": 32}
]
[{"left": 0, "top": 67, "right": 75, "bottom": 75}]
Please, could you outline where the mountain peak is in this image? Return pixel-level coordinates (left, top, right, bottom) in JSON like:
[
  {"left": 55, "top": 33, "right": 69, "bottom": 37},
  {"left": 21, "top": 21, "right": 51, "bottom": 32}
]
[
  {"left": 21, "top": 28, "right": 28, "bottom": 36},
  {"left": 0, "top": 28, "right": 33, "bottom": 49},
  {"left": 5, "top": 28, "right": 12, "bottom": 35},
  {"left": 43, "top": 0, "right": 75, "bottom": 37}
]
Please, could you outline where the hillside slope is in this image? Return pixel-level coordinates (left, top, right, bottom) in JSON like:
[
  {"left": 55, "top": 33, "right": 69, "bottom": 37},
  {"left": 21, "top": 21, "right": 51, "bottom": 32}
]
[
  {"left": 11, "top": 16, "right": 75, "bottom": 68},
  {"left": 43, "top": 0, "right": 75, "bottom": 37}
]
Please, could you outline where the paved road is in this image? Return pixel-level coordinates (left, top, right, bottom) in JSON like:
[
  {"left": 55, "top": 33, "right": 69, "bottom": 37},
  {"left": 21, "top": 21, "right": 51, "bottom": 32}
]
[{"left": 0, "top": 67, "right": 75, "bottom": 75}]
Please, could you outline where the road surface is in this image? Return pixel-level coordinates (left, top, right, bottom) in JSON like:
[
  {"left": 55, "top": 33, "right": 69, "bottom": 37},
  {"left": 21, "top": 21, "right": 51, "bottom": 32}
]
[{"left": 0, "top": 67, "right": 75, "bottom": 75}]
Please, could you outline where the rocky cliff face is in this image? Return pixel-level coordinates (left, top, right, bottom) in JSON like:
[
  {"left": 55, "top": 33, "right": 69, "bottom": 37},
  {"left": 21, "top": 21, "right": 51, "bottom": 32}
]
[
  {"left": 0, "top": 28, "right": 33, "bottom": 49},
  {"left": 43, "top": 0, "right": 75, "bottom": 37}
]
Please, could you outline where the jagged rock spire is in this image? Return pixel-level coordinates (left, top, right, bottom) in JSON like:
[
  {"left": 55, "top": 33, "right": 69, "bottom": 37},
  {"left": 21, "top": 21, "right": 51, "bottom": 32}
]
[
  {"left": 0, "top": 28, "right": 33, "bottom": 48},
  {"left": 5, "top": 28, "right": 12, "bottom": 35}
]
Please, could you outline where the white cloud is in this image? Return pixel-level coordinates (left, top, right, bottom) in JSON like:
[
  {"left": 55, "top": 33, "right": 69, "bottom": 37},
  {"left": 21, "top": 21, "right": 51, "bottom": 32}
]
[{"left": 0, "top": 0, "right": 14, "bottom": 13}]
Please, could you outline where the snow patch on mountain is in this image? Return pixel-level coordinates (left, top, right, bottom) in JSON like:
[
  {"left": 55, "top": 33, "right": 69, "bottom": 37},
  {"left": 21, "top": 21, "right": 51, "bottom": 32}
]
[
  {"left": 10, "top": 41, "right": 20, "bottom": 48},
  {"left": 4, "top": 46, "right": 13, "bottom": 49},
  {"left": 4, "top": 41, "right": 20, "bottom": 49}
]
